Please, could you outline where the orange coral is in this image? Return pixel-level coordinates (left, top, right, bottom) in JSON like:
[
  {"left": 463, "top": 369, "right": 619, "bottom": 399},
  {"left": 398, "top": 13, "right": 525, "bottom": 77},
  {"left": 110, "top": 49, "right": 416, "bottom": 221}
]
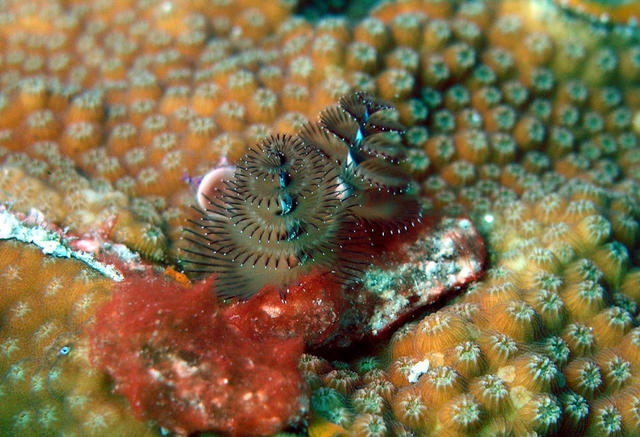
[
  {"left": 0, "top": 241, "right": 156, "bottom": 436},
  {"left": 1, "top": 0, "right": 640, "bottom": 435}
]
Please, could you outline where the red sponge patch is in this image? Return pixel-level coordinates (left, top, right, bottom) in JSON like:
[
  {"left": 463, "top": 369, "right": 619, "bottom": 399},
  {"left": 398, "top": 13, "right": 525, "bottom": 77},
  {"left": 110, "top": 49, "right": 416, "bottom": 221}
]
[{"left": 90, "top": 272, "right": 307, "bottom": 436}]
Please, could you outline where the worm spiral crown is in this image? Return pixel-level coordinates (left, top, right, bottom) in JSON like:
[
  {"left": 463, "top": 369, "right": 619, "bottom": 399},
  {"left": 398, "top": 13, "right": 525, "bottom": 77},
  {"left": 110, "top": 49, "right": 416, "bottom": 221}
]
[
  {"left": 182, "top": 93, "right": 423, "bottom": 299},
  {"left": 302, "top": 91, "right": 423, "bottom": 235}
]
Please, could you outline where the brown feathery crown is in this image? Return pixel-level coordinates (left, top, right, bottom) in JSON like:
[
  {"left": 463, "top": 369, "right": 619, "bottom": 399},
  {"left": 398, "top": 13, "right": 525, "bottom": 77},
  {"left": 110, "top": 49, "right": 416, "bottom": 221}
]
[
  {"left": 182, "top": 134, "right": 351, "bottom": 299},
  {"left": 301, "top": 91, "right": 423, "bottom": 236},
  {"left": 181, "top": 93, "right": 423, "bottom": 299}
]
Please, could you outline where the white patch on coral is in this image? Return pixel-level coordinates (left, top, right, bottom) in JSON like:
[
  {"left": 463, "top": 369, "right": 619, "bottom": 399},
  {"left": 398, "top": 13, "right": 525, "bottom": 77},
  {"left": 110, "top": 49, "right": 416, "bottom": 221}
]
[
  {"left": 0, "top": 209, "right": 124, "bottom": 281},
  {"left": 407, "top": 359, "right": 431, "bottom": 383},
  {"left": 261, "top": 304, "right": 283, "bottom": 318}
]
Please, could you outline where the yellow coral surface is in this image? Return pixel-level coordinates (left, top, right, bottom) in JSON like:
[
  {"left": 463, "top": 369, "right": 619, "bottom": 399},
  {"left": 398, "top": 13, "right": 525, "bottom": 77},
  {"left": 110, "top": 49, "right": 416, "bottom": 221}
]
[
  {"left": 0, "top": 242, "right": 157, "bottom": 435},
  {"left": 0, "top": 0, "right": 639, "bottom": 436}
]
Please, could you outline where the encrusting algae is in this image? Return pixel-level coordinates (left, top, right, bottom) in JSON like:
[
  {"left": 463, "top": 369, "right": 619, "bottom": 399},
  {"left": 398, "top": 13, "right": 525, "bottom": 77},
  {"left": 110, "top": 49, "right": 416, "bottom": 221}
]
[{"left": 0, "top": 0, "right": 640, "bottom": 436}]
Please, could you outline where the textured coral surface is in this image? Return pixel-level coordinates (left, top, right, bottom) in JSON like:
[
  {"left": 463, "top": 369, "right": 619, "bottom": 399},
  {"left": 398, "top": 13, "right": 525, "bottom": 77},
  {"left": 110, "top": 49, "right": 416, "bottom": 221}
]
[
  {"left": 0, "top": 242, "right": 157, "bottom": 436},
  {"left": 1, "top": 0, "right": 640, "bottom": 436}
]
